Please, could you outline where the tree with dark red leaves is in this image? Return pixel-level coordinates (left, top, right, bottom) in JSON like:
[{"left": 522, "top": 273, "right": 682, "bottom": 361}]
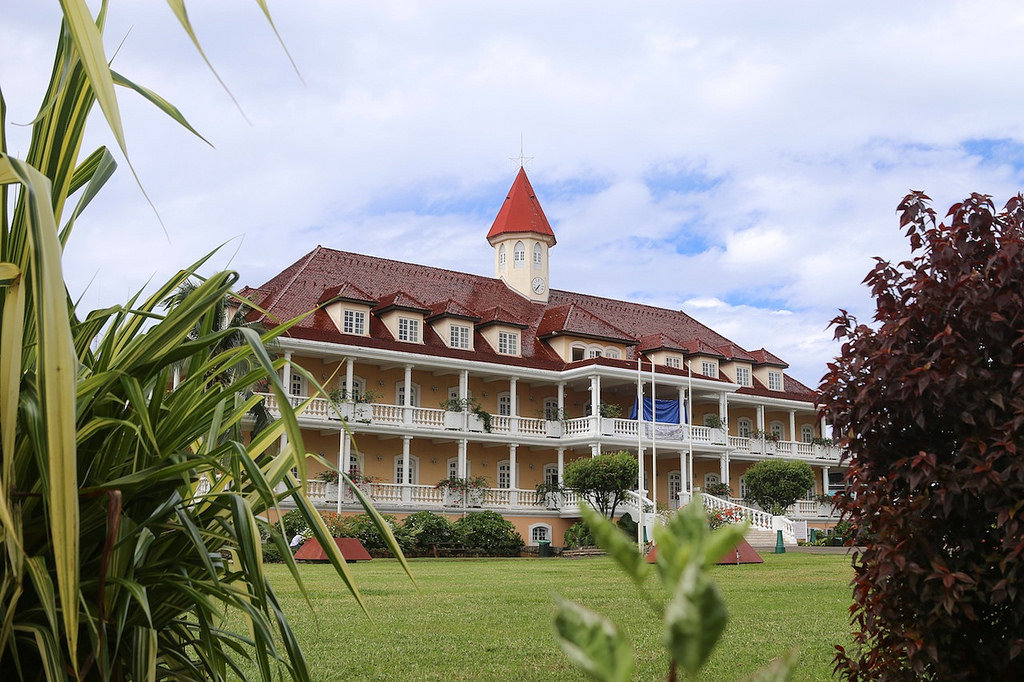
[{"left": 821, "top": 192, "right": 1024, "bottom": 681}]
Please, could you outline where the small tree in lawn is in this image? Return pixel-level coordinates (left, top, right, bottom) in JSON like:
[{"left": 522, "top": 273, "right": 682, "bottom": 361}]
[
  {"left": 742, "top": 459, "right": 814, "bottom": 516},
  {"left": 563, "top": 451, "right": 639, "bottom": 519},
  {"left": 821, "top": 192, "right": 1024, "bottom": 680}
]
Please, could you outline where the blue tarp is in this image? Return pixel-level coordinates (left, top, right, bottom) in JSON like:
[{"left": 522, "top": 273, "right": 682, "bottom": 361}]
[{"left": 629, "top": 397, "right": 685, "bottom": 424}]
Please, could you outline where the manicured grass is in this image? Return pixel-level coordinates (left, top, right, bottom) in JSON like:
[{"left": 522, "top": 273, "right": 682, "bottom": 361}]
[{"left": 258, "top": 553, "right": 853, "bottom": 680}]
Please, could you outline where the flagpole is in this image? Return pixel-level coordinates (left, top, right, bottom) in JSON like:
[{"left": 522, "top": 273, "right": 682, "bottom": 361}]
[
  {"left": 650, "top": 356, "right": 657, "bottom": 511},
  {"left": 636, "top": 356, "right": 645, "bottom": 551}
]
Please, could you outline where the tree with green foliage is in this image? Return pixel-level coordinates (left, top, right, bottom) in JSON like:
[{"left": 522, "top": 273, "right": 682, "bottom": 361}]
[
  {"left": 403, "top": 510, "right": 456, "bottom": 550},
  {"left": 742, "top": 459, "right": 815, "bottom": 516},
  {"left": 0, "top": 4, "right": 411, "bottom": 680},
  {"left": 563, "top": 451, "right": 639, "bottom": 518},
  {"left": 822, "top": 192, "right": 1024, "bottom": 680}
]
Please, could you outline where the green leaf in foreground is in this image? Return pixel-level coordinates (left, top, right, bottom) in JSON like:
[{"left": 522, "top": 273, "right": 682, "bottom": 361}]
[{"left": 553, "top": 596, "right": 634, "bottom": 682}]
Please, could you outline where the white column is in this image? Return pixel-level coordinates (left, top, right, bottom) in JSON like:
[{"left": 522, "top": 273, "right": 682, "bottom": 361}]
[
  {"left": 590, "top": 374, "right": 602, "bottom": 436},
  {"left": 508, "top": 444, "right": 518, "bottom": 506},
  {"left": 756, "top": 404, "right": 765, "bottom": 431},
  {"left": 459, "top": 370, "right": 469, "bottom": 401},
  {"left": 403, "top": 364, "right": 413, "bottom": 425},
  {"left": 345, "top": 357, "right": 354, "bottom": 397},
  {"left": 557, "top": 382, "right": 565, "bottom": 414},
  {"left": 509, "top": 377, "right": 519, "bottom": 434},
  {"left": 557, "top": 448, "right": 565, "bottom": 484},
  {"left": 789, "top": 409, "right": 797, "bottom": 456},
  {"left": 822, "top": 466, "right": 830, "bottom": 496},
  {"left": 337, "top": 430, "right": 350, "bottom": 513},
  {"left": 679, "top": 450, "right": 688, "bottom": 505},
  {"left": 820, "top": 415, "right": 828, "bottom": 439},
  {"left": 402, "top": 436, "right": 412, "bottom": 502},
  {"left": 719, "top": 453, "right": 729, "bottom": 490},
  {"left": 719, "top": 393, "right": 728, "bottom": 427},
  {"left": 458, "top": 439, "right": 467, "bottom": 478}
]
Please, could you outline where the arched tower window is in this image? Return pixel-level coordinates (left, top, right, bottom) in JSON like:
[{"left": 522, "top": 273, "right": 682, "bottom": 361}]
[
  {"left": 533, "top": 243, "right": 543, "bottom": 268},
  {"left": 498, "top": 244, "right": 507, "bottom": 270},
  {"left": 513, "top": 241, "right": 526, "bottom": 269}
]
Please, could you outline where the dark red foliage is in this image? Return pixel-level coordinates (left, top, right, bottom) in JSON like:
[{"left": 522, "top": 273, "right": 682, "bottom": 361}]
[{"left": 820, "top": 192, "right": 1024, "bottom": 681}]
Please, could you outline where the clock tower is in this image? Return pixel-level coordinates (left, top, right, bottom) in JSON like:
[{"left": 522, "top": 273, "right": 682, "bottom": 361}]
[{"left": 486, "top": 167, "right": 556, "bottom": 303}]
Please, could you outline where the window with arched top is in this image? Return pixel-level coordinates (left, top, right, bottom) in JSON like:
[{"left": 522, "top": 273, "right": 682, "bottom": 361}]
[
  {"left": 498, "top": 244, "right": 506, "bottom": 270},
  {"left": 529, "top": 523, "right": 552, "bottom": 546},
  {"left": 770, "top": 421, "right": 785, "bottom": 439},
  {"left": 533, "top": 243, "right": 543, "bottom": 268},
  {"left": 513, "top": 241, "right": 526, "bottom": 268},
  {"left": 737, "top": 417, "right": 753, "bottom": 438},
  {"left": 801, "top": 424, "right": 814, "bottom": 443},
  {"left": 394, "top": 454, "right": 419, "bottom": 485}
]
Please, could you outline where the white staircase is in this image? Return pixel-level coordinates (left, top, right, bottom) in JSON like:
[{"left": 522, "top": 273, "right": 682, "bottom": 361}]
[{"left": 700, "top": 493, "right": 795, "bottom": 549}]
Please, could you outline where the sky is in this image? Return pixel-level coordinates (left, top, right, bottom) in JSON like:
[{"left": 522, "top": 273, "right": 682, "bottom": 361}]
[{"left": 4, "top": 1, "right": 1024, "bottom": 388}]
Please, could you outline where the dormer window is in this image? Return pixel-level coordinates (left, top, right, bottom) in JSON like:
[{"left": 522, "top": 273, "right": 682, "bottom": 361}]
[
  {"left": 450, "top": 324, "right": 471, "bottom": 349},
  {"left": 665, "top": 356, "right": 681, "bottom": 369},
  {"left": 498, "top": 330, "right": 519, "bottom": 355},
  {"left": 398, "top": 317, "right": 420, "bottom": 342},
  {"left": 736, "top": 366, "right": 751, "bottom": 387},
  {"left": 571, "top": 346, "right": 585, "bottom": 361},
  {"left": 513, "top": 241, "right": 526, "bottom": 269},
  {"left": 701, "top": 360, "right": 718, "bottom": 378},
  {"left": 768, "top": 371, "right": 783, "bottom": 391},
  {"left": 343, "top": 309, "right": 366, "bottom": 335}
]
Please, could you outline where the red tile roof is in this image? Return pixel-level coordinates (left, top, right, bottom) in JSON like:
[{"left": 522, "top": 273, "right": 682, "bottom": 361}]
[
  {"left": 242, "top": 245, "right": 814, "bottom": 401},
  {"left": 537, "top": 304, "right": 636, "bottom": 345},
  {"left": 485, "top": 167, "right": 556, "bottom": 243},
  {"left": 318, "top": 281, "right": 376, "bottom": 306},
  {"left": 749, "top": 348, "right": 789, "bottom": 368},
  {"left": 374, "top": 291, "right": 429, "bottom": 314}
]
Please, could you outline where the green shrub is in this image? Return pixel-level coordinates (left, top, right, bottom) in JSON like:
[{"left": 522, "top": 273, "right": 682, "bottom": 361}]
[
  {"left": 282, "top": 509, "right": 310, "bottom": 540},
  {"left": 564, "top": 521, "right": 595, "bottom": 548},
  {"left": 336, "top": 513, "right": 414, "bottom": 553},
  {"left": 262, "top": 542, "right": 284, "bottom": 564},
  {"left": 453, "top": 511, "right": 524, "bottom": 555},
  {"left": 403, "top": 511, "right": 456, "bottom": 549},
  {"left": 616, "top": 514, "right": 638, "bottom": 540}
]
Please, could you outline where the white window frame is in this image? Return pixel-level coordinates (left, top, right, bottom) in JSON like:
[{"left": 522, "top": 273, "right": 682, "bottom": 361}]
[
  {"left": 768, "top": 371, "right": 783, "bottom": 391},
  {"left": 398, "top": 316, "right": 420, "bottom": 342},
  {"left": 450, "top": 324, "right": 471, "bottom": 349},
  {"left": 737, "top": 417, "right": 753, "bottom": 439},
  {"left": 543, "top": 398, "right": 560, "bottom": 421},
  {"left": 703, "top": 472, "right": 720, "bottom": 490},
  {"left": 801, "top": 424, "right": 814, "bottom": 443},
  {"left": 770, "top": 420, "right": 785, "bottom": 439},
  {"left": 289, "top": 371, "right": 305, "bottom": 397},
  {"left": 543, "top": 464, "right": 559, "bottom": 486},
  {"left": 393, "top": 454, "right": 419, "bottom": 485},
  {"left": 513, "top": 241, "right": 526, "bottom": 268},
  {"left": 739, "top": 475, "right": 748, "bottom": 499},
  {"left": 447, "top": 456, "right": 470, "bottom": 479},
  {"left": 571, "top": 345, "right": 585, "bottom": 361},
  {"left": 668, "top": 471, "right": 682, "bottom": 510},
  {"left": 533, "top": 243, "right": 543, "bottom": 268},
  {"left": 498, "top": 331, "right": 519, "bottom": 356},
  {"left": 736, "top": 366, "right": 751, "bottom": 387},
  {"left": 396, "top": 381, "right": 420, "bottom": 407},
  {"left": 701, "top": 360, "right": 717, "bottom": 378},
  {"left": 497, "top": 460, "right": 513, "bottom": 489},
  {"left": 498, "top": 244, "right": 507, "bottom": 270},
  {"left": 665, "top": 356, "right": 681, "bottom": 369},
  {"left": 342, "top": 309, "right": 366, "bottom": 335},
  {"left": 497, "top": 392, "right": 514, "bottom": 417},
  {"left": 605, "top": 349, "right": 620, "bottom": 359},
  {"left": 528, "top": 523, "right": 552, "bottom": 546}
]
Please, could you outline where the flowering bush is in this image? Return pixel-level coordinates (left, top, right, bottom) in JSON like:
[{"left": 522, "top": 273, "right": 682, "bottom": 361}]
[
  {"left": 704, "top": 482, "right": 732, "bottom": 498},
  {"left": 315, "top": 469, "right": 339, "bottom": 484},
  {"left": 346, "top": 467, "right": 381, "bottom": 485},
  {"left": 434, "top": 476, "right": 488, "bottom": 494},
  {"left": 707, "top": 506, "right": 744, "bottom": 531}
]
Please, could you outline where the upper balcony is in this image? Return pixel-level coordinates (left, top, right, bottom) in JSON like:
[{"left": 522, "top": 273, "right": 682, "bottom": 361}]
[{"left": 258, "top": 393, "right": 842, "bottom": 463}]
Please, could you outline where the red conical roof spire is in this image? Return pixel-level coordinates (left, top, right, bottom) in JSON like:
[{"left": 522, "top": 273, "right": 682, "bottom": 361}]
[{"left": 486, "top": 167, "right": 556, "bottom": 244}]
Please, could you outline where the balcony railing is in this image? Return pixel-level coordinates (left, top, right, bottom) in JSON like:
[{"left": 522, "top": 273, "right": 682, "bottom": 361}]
[{"left": 257, "top": 393, "right": 841, "bottom": 461}]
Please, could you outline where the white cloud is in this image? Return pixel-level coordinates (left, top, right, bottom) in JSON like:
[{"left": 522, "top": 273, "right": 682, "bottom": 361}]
[{"left": 5, "top": 1, "right": 1024, "bottom": 388}]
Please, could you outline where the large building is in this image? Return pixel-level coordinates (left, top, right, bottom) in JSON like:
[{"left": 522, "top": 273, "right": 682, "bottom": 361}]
[{"left": 242, "top": 167, "right": 842, "bottom": 547}]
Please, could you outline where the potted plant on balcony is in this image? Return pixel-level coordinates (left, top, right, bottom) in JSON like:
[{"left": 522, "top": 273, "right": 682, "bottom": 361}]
[
  {"left": 598, "top": 402, "right": 621, "bottom": 435},
  {"left": 752, "top": 428, "right": 781, "bottom": 452},
  {"left": 329, "top": 388, "right": 377, "bottom": 422},
  {"left": 811, "top": 436, "right": 836, "bottom": 457},
  {"left": 440, "top": 397, "right": 469, "bottom": 430},
  {"left": 436, "top": 475, "right": 488, "bottom": 507},
  {"left": 316, "top": 469, "right": 340, "bottom": 502},
  {"left": 704, "top": 414, "right": 727, "bottom": 444},
  {"left": 535, "top": 481, "right": 565, "bottom": 509},
  {"left": 541, "top": 406, "right": 568, "bottom": 437}
]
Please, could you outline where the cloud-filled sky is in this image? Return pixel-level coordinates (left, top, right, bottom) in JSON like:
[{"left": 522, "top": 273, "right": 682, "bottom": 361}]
[{"left": 4, "top": 1, "right": 1024, "bottom": 387}]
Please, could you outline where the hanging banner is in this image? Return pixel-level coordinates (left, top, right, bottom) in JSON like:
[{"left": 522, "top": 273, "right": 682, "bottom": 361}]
[{"left": 629, "top": 397, "right": 683, "bottom": 424}]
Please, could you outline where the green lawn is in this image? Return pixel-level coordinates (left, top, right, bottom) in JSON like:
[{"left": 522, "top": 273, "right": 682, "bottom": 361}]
[{"left": 260, "top": 553, "right": 853, "bottom": 681}]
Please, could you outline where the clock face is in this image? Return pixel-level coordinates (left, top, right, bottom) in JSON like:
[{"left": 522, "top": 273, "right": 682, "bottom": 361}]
[{"left": 531, "top": 277, "right": 546, "bottom": 294}]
